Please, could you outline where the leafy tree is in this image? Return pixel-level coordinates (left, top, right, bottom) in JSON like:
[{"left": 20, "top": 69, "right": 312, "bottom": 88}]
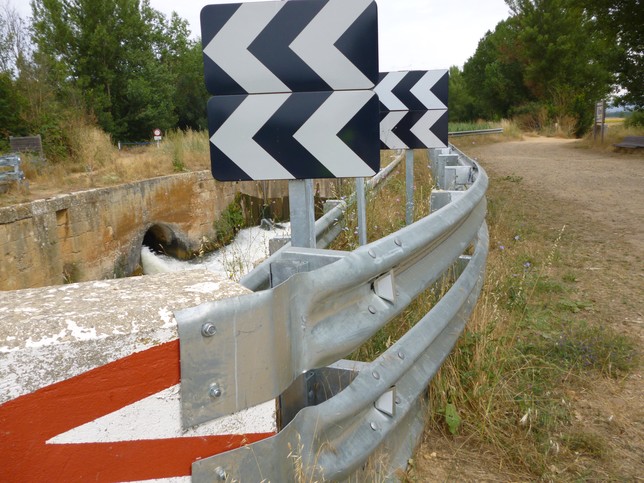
[
  {"left": 173, "top": 40, "right": 209, "bottom": 131},
  {"left": 462, "top": 19, "right": 530, "bottom": 120},
  {"left": 461, "top": 0, "right": 617, "bottom": 135},
  {"left": 574, "top": 0, "right": 643, "bottom": 109},
  {"left": 30, "top": 0, "right": 183, "bottom": 140},
  {"left": 0, "top": 71, "right": 29, "bottom": 151},
  {"left": 507, "top": 0, "right": 615, "bottom": 133},
  {"left": 448, "top": 66, "right": 475, "bottom": 122},
  {"left": 0, "top": 0, "right": 30, "bottom": 77},
  {"left": 145, "top": 11, "right": 208, "bottom": 131},
  {"left": 0, "top": 1, "right": 31, "bottom": 150}
]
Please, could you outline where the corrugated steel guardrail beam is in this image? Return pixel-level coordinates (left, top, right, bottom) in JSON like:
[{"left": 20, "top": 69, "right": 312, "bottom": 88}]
[
  {"left": 175, "top": 163, "right": 486, "bottom": 427},
  {"left": 174, "top": 146, "right": 489, "bottom": 481},
  {"left": 191, "top": 222, "right": 489, "bottom": 482}
]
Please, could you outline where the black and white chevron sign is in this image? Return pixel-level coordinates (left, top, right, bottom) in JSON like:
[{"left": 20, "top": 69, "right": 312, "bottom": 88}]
[
  {"left": 376, "top": 70, "right": 449, "bottom": 149},
  {"left": 375, "top": 70, "right": 448, "bottom": 112},
  {"left": 201, "top": 0, "right": 378, "bottom": 96},
  {"left": 207, "top": 91, "right": 379, "bottom": 181},
  {"left": 379, "top": 110, "right": 448, "bottom": 150}
]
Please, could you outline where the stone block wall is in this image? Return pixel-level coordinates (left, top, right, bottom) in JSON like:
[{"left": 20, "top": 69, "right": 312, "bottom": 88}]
[{"left": 0, "top": 171, "right": 338, "bottom": 290}]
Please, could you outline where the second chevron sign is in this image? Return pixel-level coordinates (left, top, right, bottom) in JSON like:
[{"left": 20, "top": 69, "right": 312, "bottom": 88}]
[{"left": 375, "top": 70, "right": 449, "bottom": 150}]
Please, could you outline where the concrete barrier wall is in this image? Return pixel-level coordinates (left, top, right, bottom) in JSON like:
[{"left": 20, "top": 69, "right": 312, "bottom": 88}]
[
  {"left": 0, "top": 270, "right": 276, "bottom": 482},
  {"left": 0, "top": 171, "right": 338, "bottom": 290}
]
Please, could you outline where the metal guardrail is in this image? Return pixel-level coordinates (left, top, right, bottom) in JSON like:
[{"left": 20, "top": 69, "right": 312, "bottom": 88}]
[
  {"left": 0, "top": 154, "right": 25, "bottom": 183},
  {"left": 448, "top": 127, "right": 503, "bottom": 137},
  {"left": 174, "top": 146, "right": 488, "bottom": 481},
  {"left": 241, "top": 151, "right": 405, "bottom": 291}
]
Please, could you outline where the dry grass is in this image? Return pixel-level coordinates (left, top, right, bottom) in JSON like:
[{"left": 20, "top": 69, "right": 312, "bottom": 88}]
[
  {"left": 449, "top": 120, "right": 524, "bottom": 148},
  {"left": 330, "top": 146, "right": 638, "bottom": 480},
  {"left": 0, "top": 129, "right": 211, "bottom": 207},
  {"left": 576, "top": 121, "right": 644, "bottom": 152},
  {"left": 422, "top": 165, "right": 638, "bottom": 480}
]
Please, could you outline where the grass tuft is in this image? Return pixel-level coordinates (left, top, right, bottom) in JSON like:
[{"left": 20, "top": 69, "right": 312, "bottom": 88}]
[{"left": 1, "top": 128, "right": 212, "bottom": 207}]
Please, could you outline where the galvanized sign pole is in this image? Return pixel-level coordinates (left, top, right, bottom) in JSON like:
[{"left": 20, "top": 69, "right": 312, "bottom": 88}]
[
  {"left": 289, "top": 179, "right": 316, "bottom": 248},
  {"left": 356, "top": 177, "right": 367, "bottom": 245},
  {"left": 405, "top": 149, "right": 414, "bottom": 225}
]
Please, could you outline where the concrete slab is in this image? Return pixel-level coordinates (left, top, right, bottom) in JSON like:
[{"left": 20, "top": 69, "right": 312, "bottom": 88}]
[{"left": 0, "top": 271, "right": 276, "bottom": 482}]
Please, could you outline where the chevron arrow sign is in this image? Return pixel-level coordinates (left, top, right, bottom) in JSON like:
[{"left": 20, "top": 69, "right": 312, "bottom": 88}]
[
  {"left": 201, "top": 0, "right": 378, "bottom": 96},
  {"left": 375, "top": 70, "right": 448, "bottom": 112},
  {"left": 207, "top": 91, "right": 379, "bottom": 181},
  {"left": 376, "top": 70, "right": 449, "bottom": 149},
  {"left": 379, "top": 109, "right": 448, "bottom": 150}
]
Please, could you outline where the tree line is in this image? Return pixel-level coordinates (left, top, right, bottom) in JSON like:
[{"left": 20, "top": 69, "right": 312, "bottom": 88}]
[
  {"left": 1, "top": 0, "right": 642, "bottom": 158},
  {"left": 0, "top": 0, "right": 208, "bottom": 157},
  {"left": 449, "top": 0, "right": 642, "bottom": 136}
]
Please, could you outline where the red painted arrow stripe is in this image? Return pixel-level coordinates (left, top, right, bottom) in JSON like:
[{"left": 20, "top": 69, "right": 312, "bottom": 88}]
[{"left": 0, "top": 340, "right": 273, "bottom": 482}]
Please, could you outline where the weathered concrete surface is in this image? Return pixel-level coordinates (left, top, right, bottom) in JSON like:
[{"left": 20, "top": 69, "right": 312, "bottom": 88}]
[
  {"left": 0, "top": 270, "right": 250, "bottom": 401},
  {"left": 0, "top": 171, "right": 338, "bottom": 290},
  {"left": 0, "top": 270, "right": 275, "bottom": 482}
]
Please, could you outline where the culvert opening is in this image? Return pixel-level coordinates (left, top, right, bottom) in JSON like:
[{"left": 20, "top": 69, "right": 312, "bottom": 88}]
[{"left": 142, "top": 224, "right": 190, "bottom": 260}]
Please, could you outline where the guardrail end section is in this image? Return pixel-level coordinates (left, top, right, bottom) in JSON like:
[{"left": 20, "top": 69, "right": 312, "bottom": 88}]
[{"left": 175, "top": 290, "right": 292, "bottom": 429}]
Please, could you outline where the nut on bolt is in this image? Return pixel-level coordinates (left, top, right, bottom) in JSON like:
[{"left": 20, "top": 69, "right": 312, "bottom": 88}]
[{"left": 201, "top": 322, "right": 217, "bottom": 337}]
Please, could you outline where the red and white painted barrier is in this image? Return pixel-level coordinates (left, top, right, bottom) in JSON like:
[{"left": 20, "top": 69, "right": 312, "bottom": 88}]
[{"left": 0, "top": 271, "right": 275, "bottom": 482}]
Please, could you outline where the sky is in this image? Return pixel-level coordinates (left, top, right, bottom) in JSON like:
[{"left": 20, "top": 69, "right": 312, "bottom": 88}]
[{"left": 8, "top": 0, "right": 510, "bottom": 70}]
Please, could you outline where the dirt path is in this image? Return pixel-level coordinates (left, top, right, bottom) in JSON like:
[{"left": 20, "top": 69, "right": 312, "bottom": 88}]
[
  {"left": 467, "top": 137, "right": 643, "bottom": 340},
  {"left": 414, "top": 136, "right": 643, "bottom": 481}
]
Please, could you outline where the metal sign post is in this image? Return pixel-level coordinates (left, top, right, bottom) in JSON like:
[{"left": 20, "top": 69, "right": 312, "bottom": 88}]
[
  {"left": 405, "top": 149, "right": 414, "bottom": 225},
  {"left": 199, "top": 0, "right": 380, "bottom": 457},
  {"left": 153, "top": 128, "right": 162, "bottom": 148},
  {"left": 356, "top": 177, "right": 367, "bottom": 245},
  {"left": 594, "top": 100, "right": 606, "bottom": 144},
  {"left": 289, "top": 179, "right": 316, "bottom": 248}
]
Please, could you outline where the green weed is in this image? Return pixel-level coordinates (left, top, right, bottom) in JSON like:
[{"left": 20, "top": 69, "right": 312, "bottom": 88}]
[{"left": 213, "top": 193, "right": 247, "bottom": 247}]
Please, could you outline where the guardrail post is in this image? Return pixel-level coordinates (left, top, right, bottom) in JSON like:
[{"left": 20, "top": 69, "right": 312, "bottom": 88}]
[
  {"left": 266, "top": 247, "right": 350, "bottom": 430},
  {"left": 444, "top": 166, "right": 474, "bottom": 190},
  {"left": 276, "top": 361, "right": 364, "bottom": 430},
  {"left": 436, "top": 154, "right": 459, "bottom": 189},
  {"left": 405, "top": 149, "right": 414, "bottom": 225},
  {"left": 430, "top": 190, "right": 465, "bottom": 212},
  {"left": 429, "top": 148, "right": 450, "bottom": 180}
]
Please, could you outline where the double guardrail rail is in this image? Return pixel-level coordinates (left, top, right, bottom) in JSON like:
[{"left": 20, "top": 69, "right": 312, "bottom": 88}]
[{"left": 174, "top": 144, "right": 488, "bottom": 481}]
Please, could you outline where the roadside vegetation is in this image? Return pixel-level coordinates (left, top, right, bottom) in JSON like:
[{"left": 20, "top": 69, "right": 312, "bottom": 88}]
[
  {"left": 448, "top": 0, "right": 642, "bottom": 137},
  {"left": 1, "top": 0, "right": 641, "bottom": 206},
  {"left": 1, "top": 0, "right": 642, "bottom": 164},
  {"left": 330, "top": 140, "right": 639, "bottom": 480},
  {"left": 0, "top": 128, "right": 211, "bottom": 207}
]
